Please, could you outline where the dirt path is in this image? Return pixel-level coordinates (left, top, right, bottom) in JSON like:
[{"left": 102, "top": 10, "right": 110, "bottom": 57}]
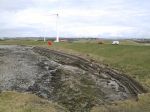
[{"left": 0, "top": 45, "right": 146, "bottom": 112}]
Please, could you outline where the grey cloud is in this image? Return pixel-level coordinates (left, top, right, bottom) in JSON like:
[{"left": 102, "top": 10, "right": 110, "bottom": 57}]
[
  {"left": 0, "top": 0, "right": 150, "bottom": 38},
  {"left": 0, "top": 0, "right": 33, "bottom": 11}
]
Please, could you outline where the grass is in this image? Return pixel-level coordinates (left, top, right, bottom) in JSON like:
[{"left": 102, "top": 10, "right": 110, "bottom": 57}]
[
  {"left": 50, "top": 41, "right": 150, "bottom": 89},
  {"left": 0, "top": 40, "right": 45, "bottom": 46},
  {"left": 0, "top": 39, "right": 149, "bottom": 87},
  {"left": 0, "top": 91, "right": 67, "bottom": 112},
  {"left": 91, "top": 93, "right": 150, "bottom": 112},
  {"left": 50, "top": 40, "right": 150, "bottom": 112}
]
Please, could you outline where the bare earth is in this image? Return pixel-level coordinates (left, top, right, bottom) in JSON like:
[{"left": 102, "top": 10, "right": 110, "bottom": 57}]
[{"left": 0, "top": 45, "right": 146, "bottom": 112}]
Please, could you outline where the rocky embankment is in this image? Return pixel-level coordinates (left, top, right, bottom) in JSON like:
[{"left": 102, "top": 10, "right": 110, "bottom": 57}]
[{"left": 0, "top": 45, "right": 146, "bottom": 112}]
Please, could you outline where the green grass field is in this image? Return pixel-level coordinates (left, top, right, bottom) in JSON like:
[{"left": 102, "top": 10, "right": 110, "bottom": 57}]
[
  {"left": 0, "top": 39, "right": 150, "bottom": 112},
  {"left": 1, "top": 39, "right": 149, "bottom": 86},
  {"left": 51, "top": 41, "right": 150, "bottom": 112},
  {"left": 51, "top": 41, "right": 150, "bottom": 88}
]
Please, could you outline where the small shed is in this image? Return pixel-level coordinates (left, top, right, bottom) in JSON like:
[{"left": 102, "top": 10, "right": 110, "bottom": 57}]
[{"left": 112, "top": 41, "right": 119, "bottom": 45}]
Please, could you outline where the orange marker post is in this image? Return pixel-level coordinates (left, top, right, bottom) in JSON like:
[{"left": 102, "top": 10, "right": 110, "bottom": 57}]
[{"left": 48, "top": 41, "right": 52, "bottom": 46}]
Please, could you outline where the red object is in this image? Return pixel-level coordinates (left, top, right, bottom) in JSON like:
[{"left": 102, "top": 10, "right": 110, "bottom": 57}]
[{"left": 48, "top": 41, "right": 52, "bottom": 46}]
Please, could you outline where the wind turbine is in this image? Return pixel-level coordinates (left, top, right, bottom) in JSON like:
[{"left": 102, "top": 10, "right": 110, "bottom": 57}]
[
  {"left": 54, "top": 13, "right": 59, "bottom": 42},
  {"left": 43, "top": 13, "right": 59, "bottom": 42}
]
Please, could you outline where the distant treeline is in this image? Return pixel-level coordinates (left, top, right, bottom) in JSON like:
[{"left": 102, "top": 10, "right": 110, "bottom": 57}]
[
  {"left": 0, "top": 37, "right": 98, "bottom": 42},
  {"left": 134, "top": 39, "right": 150, "bottom": 43}
]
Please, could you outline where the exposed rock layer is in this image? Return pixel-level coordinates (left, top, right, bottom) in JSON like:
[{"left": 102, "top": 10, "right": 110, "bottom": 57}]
[{"left": 0, "top": 45, "right": 146, "bottom": 112}]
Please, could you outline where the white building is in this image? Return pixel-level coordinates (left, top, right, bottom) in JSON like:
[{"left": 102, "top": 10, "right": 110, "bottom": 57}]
[{"left": 112, "top": 41, "right": 119, "bottom": 45}]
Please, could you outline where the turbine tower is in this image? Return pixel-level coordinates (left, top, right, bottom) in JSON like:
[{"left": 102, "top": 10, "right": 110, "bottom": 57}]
[
  {"left": 54, "top": 13, "right": 59, "bottom": 42},
  {"left": 43, "top": 13, "right": 59, "bottom": 42}
]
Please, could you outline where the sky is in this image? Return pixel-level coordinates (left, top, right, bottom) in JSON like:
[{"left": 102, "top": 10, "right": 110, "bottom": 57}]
[{"left": 0, "top": 0, "right": 150, "bottom": 38}]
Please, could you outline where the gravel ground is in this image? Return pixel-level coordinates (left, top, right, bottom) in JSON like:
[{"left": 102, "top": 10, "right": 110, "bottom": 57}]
[{"left": 0, "top": 45, "right": 45, "bottom": 91}]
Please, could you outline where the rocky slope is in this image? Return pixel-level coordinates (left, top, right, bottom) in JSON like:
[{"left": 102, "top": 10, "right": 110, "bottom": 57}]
[{"left": 0, "top": 45, "right": 146, "bottom": 112}]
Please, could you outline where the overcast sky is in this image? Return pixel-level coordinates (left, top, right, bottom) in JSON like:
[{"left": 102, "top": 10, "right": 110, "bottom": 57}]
[{"left": 0, "top": 0, "right": 150, "bottom": 38}]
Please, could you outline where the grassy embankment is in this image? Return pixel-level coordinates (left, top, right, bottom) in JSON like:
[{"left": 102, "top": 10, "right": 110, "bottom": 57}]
[
  {"left": 51, "top": 41, "right": 150, "bottom": 87},
  {"left": 0, "top": 91, "right": 67, "bottom": 112},
  {"left": 51, "top": 40, "right": 150, "bottom": 112},
  {"left": 91, "top": 93, "right": 150, "bottom": 112}
]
